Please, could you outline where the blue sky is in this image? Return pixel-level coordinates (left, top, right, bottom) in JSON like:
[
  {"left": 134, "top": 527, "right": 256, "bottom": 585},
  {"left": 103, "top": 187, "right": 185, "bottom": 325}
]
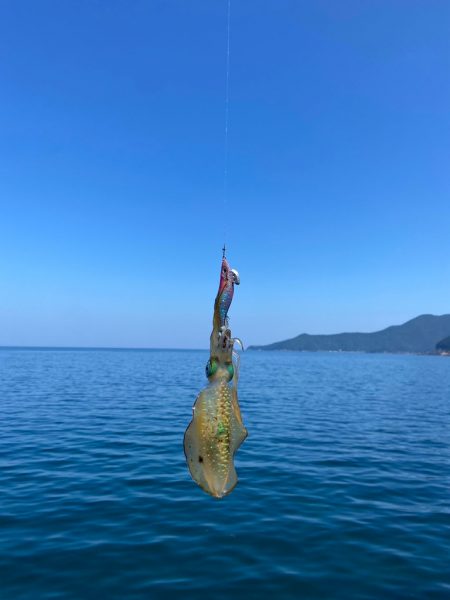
[{"left": 1, "top": 1, "right": 449, "bottom": 348}]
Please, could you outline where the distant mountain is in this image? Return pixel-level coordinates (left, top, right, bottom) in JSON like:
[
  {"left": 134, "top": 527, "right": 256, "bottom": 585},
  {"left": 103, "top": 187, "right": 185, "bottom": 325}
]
[
  {"left": 249, "top": 314, "right": 450, "bottom": 354},
  {"left": 436, "top": 335, "right": 450, "bottom": 352}
]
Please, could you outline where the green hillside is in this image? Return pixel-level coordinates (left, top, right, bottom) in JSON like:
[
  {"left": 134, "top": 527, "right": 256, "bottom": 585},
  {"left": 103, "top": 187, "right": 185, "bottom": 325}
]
[
  {"left": 249, "top": 314, "right": 450, "bottom": 354},
  {"left": 436, "top": 336, "right": 450, "bottom": 352}
]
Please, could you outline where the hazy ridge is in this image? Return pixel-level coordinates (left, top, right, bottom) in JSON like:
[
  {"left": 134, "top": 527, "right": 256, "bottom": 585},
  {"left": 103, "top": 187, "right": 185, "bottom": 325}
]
[{"left": 249, "top": 314, "right": 450, "bottom": 354}]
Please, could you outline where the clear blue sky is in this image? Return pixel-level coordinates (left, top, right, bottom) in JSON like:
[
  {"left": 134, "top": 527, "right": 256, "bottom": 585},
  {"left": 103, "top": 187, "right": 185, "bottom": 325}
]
[{"left": 1, "top": 1, "right": 449, "bottom": 348}]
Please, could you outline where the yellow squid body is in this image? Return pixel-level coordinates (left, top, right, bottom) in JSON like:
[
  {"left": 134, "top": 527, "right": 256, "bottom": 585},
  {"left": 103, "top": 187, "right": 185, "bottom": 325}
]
[
  {"left": 184, "top": 376, "right": 247, "bottom": 498},
  {"left": 184, "top": 254, "right": 247, "bottom": 498}
]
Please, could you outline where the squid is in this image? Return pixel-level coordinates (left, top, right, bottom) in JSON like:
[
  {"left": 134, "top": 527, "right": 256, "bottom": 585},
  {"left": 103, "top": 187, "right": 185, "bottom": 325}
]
[{"left": 184, "top": 251, "right": 247, "bottom": 498}]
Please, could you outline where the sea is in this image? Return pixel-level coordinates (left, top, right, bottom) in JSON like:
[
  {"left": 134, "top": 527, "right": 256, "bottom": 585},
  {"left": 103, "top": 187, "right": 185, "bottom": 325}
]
[{"left": 0, "top": 348, "right": 449, "bottom": 599}]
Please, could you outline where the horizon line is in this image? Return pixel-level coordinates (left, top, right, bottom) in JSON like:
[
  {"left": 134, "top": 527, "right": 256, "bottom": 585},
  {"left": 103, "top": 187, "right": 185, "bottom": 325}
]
[
  {"left": 0, "top": 345, "right": 209, "bottom": 352},
  {"left": 1, "top": 314, "right": 448, "bottom": 353}
]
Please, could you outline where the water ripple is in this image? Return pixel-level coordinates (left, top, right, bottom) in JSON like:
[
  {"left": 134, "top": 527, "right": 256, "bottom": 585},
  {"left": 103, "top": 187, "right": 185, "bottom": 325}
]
[{"left": 0, "top": 349, "right": 449, "bottom": 598}]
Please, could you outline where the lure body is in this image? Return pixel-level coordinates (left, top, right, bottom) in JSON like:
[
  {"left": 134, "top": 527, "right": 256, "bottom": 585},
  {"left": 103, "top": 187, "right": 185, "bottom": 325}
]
[{"left": 184, "top": 255, "right": 247, "bottom": 498}]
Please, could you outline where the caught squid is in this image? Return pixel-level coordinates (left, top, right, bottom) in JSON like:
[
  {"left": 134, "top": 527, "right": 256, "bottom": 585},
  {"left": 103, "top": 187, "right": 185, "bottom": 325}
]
[{"left": 184, "top": 251, "right": 247, "bottom": 498}]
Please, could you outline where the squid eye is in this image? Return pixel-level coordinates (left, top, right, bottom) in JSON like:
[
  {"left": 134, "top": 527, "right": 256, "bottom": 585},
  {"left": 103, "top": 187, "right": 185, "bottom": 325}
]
[
  {"left": 226, "top": 363, "right": 234, "bottom": 381},
  {"left": 206, "top": 358, "right": 218, "bottom": 378}
]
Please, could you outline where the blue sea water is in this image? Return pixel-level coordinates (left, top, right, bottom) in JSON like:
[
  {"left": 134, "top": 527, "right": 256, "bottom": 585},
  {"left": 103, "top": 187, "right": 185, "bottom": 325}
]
[{"left": 0, "top": 348, "right": 449, "bottom": 599}]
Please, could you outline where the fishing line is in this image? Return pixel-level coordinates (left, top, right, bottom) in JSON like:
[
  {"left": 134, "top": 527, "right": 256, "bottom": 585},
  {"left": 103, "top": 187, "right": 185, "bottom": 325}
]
[{"left": 223, "top": 0, "right": 231, "bottom": 252}]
